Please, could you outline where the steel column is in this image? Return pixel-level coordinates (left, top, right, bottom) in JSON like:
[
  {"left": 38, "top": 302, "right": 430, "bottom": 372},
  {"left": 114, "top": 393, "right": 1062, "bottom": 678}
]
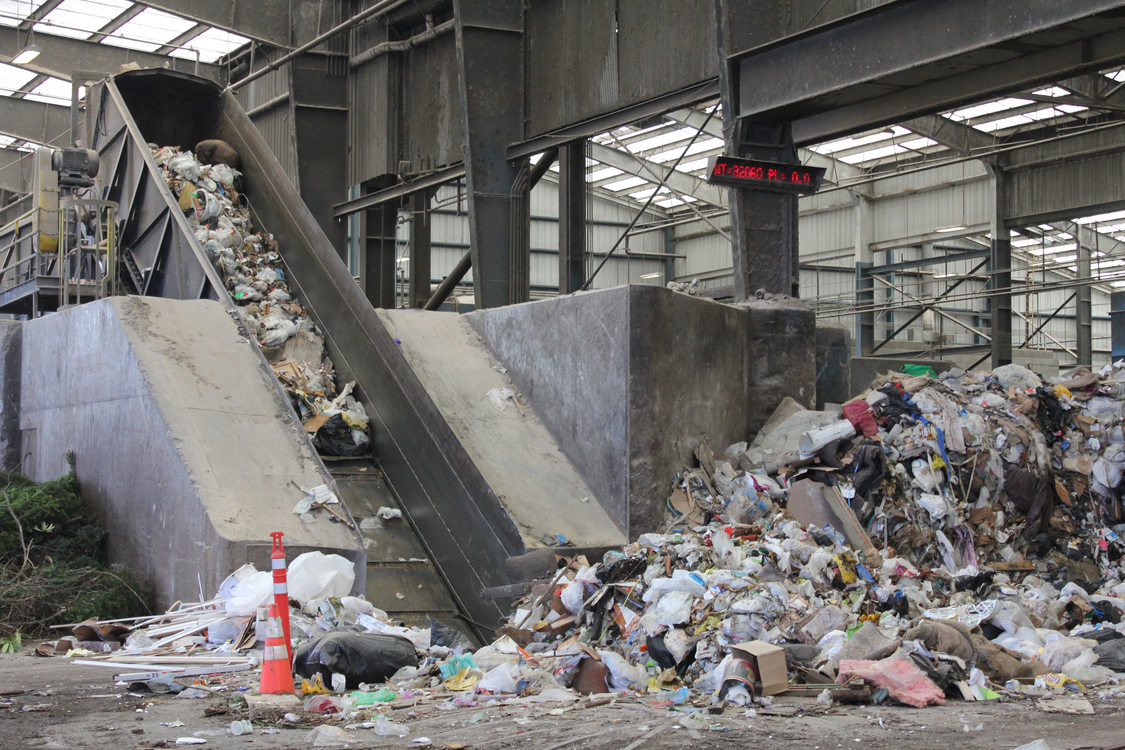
[
  {"left": 408, "top": 190, "right": 433, "bottom": 309},
  {"left": 453, "top": 0, "right": 529, "bottom": 309},
  {"left": 853, "top": 192, "right": 874, "bottom": 356},
  {"left": 558, "top": 141, "right": 586, "bottom": 295},
  {"left": 988, "top": 165, "right": 1013, "bottom": 367},
  {"left": 856, "top": 262, "right": 874, "bottom": 356},
  {"left": 732, "top": 123, "right": 799, "bottom": 298},
  {"left": 361, "top": 177, "right": 397, "bottom": 309},
  {"left": 290, "top": 53, "right": 349, "bottom": 256},
  {"left": 1076, "top": 239, "right": 1093, "bottom": 366},
  {"left": 1112, "top": 291, "right": 1125, "bottom": 360},
  {"left": 720, "top": 125, "right": 799, "bottom": 298},
  {"left": 716, "top": 0, "right": 798, "bottom": 299}
]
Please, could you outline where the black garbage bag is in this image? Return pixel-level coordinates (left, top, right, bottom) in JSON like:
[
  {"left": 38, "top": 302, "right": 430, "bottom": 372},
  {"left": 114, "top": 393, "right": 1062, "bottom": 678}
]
[
  {"left": 1093, "top": 634, "right": 1125, "bottom": 672},
  {"left": 1035, "top": 387, "right": 1066, "bottom": 444},
  {"left": 312, "top": 413, "right": 368, "bottom": 457},
  {"left": 294, "top": 632, "right": 418, "bottom": 689}
]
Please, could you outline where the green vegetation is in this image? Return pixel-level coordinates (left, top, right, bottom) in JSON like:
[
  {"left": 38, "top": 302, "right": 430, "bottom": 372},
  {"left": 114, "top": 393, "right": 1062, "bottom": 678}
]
[{"left": 0, "top": 455, "right": 151, "bottom": 639}]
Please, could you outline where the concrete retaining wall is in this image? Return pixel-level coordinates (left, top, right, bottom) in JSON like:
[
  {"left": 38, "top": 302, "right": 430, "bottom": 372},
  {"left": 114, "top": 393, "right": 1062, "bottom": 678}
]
[
  {"left": 469, "top": 285, "right": 817, "bottom": 538},
  {"left": 19, "top": 296, "right": 364, "bottom": 608}
]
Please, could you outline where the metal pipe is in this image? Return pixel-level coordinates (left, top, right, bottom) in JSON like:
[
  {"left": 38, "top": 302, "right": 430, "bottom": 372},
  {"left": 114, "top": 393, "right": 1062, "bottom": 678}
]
[
  {"left": 228, "top": 0, "right": 412, "bottom": 92},
  {"left": 245, "top": 92, "right": 289, "bottom": 118},
  {"left": 350, "top": 17, "right": 454, "bottom": 67},
  {"left": 424, "top": 249, "right": 472, "bottom": 310}
]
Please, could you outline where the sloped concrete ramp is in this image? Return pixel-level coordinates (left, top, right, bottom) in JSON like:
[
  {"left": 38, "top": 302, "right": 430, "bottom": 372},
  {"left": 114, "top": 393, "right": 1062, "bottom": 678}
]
[
  {"left": 376, "top": 308, "right": 626, "bottom": 550},
  {"left": 19, "top": 296, "right": 364, "bottom": 607}
]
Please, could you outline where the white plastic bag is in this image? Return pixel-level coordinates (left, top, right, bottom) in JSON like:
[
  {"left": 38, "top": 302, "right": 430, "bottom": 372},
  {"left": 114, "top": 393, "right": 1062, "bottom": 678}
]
[
  {"left": 478, "top": 663, "right": 518, "bottom": 693},
  {"left": 598, "top": 649, "right": 645, "bottom": 691},
  {"left": 224, "top": 570, "right": 273, "bottom": 617},
  {"left": 288, "top": 552, "right": 355, "bottom": 607}
]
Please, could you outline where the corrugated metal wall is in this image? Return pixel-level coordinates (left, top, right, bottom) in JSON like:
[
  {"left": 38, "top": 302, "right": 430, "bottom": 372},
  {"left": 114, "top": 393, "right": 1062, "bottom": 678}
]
[
  {"left": 525, "top": 0, "right": 718, "bottom": 139},
  {"left": 668, "top": 162, "right": 1116, "bottom": 367},
  {"left": 401, "top": 34, "right": 462, "bottom": 174},
  {"left": 393, "top": 177, "right": 668, "bottom": 298},
  {"left": 240, "top": 50, "right": 299, "bottom": 182}
]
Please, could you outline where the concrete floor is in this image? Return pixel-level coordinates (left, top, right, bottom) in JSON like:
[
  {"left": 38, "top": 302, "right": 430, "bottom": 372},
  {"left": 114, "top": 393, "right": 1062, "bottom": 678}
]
[{"left": 3, "top": 652, "right": 1124, "bottom": 750}]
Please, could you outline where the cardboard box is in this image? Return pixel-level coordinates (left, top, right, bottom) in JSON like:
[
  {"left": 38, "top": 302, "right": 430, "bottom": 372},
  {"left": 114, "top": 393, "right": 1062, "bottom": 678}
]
[{"left": 731, "top": 641, "right": 788, "bottom": 696}]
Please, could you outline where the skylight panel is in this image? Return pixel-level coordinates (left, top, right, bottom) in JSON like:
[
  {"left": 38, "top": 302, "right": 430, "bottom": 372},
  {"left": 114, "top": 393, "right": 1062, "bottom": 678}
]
[
  {"left": 586, "top": 166, "right": 623, "bottom": 182},
  {"left": 655, "top": 197, "right": 685, "bottom": 208},
  {"left": 609, "top": 121, "right": 666, "bottom": 141},
  {"left": 898, "top": 137, "right": 938, "bottom": 150},
  {"left": 675, "top": 157, "right": 710, "bottom": 173},
  {"left": 1028, "top": 242, "right": 1076, "bottom": 256},
  {"left": 629, "top": 186, "right": 671, "bottom": 201},
  {"left": 35, "top": 0, "right": 131, "bottom": 40},
  {"left": 102, "top": 6, "right": 195, "bottom": 52},
  {"left": 0, "top": 134, "right": 16, "bottom": 148},
  {"left": 167, "top": 26, "right": 250, "bottom": 63},
  {"left": 0, "top": 61, "right": 37, "bottom": 96},
  {"left": 650, "top": 137, "right": 724, "bottom": 163},
  {"left": 1077, "top": 210, "right": 1125, "bottom": 224},
  {"left": 602, "top": 176, "right": 648, "bottom": 192},
  {"left": 1033, "top": 86, "right": 1068, "bottom": 97},
  {"left": 0, "top": 0, "right": 50, "bottom": 27},
  {"left": 625, "top": 127, "right": 696, "bottom": 155},
  {"left": 839, "top": 143, "right": 908, "bottom": 164},
  {"left": 22, "top": 76, "right": 83, "bottom": 104},
  {"left": 808, "top": 127, "right": 905, "bottom": 155},
  {"left": 945, "top": 97, "right": 1033, "bottom": 122}
]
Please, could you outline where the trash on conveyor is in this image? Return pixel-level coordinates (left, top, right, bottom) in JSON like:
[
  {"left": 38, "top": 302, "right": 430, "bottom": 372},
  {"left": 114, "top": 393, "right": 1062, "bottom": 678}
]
[{"left": 151, "top": 143, "right": 370, "bottom": 456}]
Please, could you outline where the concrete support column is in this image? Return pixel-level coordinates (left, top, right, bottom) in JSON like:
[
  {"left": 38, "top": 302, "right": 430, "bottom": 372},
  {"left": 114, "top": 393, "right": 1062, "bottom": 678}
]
[
  {"left": 453, "top": 0, "right": 530, "bottom": 308},
  {"left": 408, "top": 190, "right": 433, "bottom": 309},
  {"left": 988, "top": 164, "right": 1013, "bottom": 367},
  {"left": 558, "top": 141, "right": 587, "bottom": 295},
  {"left": 853, "top": 191, "right": 874, "bottom": 355},
  {"left": 1077, "top": 237, "right": 1093, "bottom": 367},
  {"left": 360, "top": 177, "right": 397, "bottom": 309}
]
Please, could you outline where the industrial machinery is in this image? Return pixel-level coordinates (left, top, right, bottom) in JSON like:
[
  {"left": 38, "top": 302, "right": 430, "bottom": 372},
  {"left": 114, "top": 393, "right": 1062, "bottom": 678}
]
[{"left": 0, "top": 146, "right": 117, "bottom": 316}]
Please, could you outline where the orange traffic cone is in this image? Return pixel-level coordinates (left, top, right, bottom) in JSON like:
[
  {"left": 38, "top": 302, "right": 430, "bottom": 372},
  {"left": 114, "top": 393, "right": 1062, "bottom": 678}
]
[{"left": 259, "top": 604, "right": 294, "bottom": 694}]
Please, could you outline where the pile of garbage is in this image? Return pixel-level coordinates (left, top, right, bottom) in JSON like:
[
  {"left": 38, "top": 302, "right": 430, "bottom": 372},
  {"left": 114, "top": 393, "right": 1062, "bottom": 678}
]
[
  {"left": 150, "top": 142, "right": 370, "bottom": 456},
  {"left": 41, "top": 360, "right": 1125, "bottom": 718},
  {"left": 488, "top": 361, "right": 1125, "bottom": 707}
]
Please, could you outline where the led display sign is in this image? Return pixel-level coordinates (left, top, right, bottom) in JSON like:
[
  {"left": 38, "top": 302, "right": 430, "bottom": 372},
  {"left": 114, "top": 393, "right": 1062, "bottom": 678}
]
[{"left": 706, "top": 155, "right": 825, "bottom": 194}]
